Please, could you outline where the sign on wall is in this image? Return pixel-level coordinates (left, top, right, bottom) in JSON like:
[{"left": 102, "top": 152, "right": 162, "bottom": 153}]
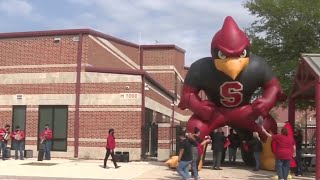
[{"left": 120, "top": 93, "right": 139, "bottom": 99}]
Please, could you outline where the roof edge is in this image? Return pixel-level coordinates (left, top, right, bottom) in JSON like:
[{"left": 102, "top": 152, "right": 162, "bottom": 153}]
[
  {"left": 141, "top": 44, "right": 185, "bottom": 53},
  {"left": 0, "top": 28, "right": 140, "bottom": 48},
  {"left": 0, "top": 29, "right": 187, "bottom": 52}
]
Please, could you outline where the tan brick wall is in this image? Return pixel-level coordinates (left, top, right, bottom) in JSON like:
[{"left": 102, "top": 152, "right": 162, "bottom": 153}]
[
  {"left": 0, "top": 67, "right": 77, "bottom": 74},
  {"left": 80, "top": 82, "right": 141, "bottom": 94}
]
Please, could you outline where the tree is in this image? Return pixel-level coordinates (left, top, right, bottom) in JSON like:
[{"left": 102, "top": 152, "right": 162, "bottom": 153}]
[{"left": 243, "top": 0, "right": 320, "bottom": 110}]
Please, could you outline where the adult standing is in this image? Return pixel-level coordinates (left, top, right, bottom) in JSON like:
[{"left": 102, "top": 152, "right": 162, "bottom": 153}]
[
  {"left": 40, "top": 124, "right": 53, "bottom": 160},
  {"left": 227, "top": 129, "right": 240, "bottom": 164},
  {"left": 189, "top": 127, "right": 211, "bottom": 180},
  {"left": 11, "top": 126, "right": 25, "bottom": 160},
  {"left": 103, "top": 128, "right": 120, "bottom": 169},
  {"left": 210, "top": 128, "right": 226, "bottom": 170},
  {"left": 294, "top": 129, "right": 303, "bottom": 176},
  {"left": 247, "top": 132, "right": 262, "bottom": 171},
  {"left": 0, "top": 124, "right": 11, "bottom": 160},
  {"left": 262, "top": 127, "right": 296, "bottom": 180},
  {"left": 177, "top": 132, "right": 194, "bottom": 180}
]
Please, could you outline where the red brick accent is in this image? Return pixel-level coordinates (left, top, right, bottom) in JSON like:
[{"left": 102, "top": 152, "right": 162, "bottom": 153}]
[
  {"left": 110, "top": 40, "right": 140, "bottom": 66},
  {"left": 87, "top": 37, "right": 134, "bottom": 70},
  {"left": 148, "top": 73, "right": 175, "bottom": 92},
  {"left": 0, "top": 36, "right": 78, "bottom": 66},
  {"left": 0, "top": 111, "right": 12, "bottom": 126},
  {"left": 79, "top": 111, "right": 141, "bottom": 139}
]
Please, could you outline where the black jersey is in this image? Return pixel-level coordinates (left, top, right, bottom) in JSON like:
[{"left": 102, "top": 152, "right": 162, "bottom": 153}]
[{"left": 184, "top": 55, "right": 273, "bottom": 108}]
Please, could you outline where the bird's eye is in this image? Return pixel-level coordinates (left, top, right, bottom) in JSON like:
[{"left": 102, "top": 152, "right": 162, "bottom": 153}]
[
  {"left": 218, "top": 51, "right": 226, "bottom": 59},
  {"left": 240, "top": 49, "right": 247, "bottom": 58}
]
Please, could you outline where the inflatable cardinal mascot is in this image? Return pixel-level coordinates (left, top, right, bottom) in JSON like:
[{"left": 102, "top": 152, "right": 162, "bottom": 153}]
[{"left": 176, "top": 16, "right": 286, "bottom": 169}]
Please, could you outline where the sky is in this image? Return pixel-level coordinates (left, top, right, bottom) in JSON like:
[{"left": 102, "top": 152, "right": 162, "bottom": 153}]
[{"left": 0, "top": 0, "right": 256, "bottom": 65}]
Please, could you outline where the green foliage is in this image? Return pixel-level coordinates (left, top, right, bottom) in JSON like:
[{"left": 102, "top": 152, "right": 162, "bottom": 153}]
[{"left": 243, "top": 0, "right": 320, "bottom": 110}]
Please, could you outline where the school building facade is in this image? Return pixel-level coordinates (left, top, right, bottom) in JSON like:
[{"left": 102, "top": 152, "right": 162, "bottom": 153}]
[{"left": 0, "top": 29, "right": 195, "bottom": 161}]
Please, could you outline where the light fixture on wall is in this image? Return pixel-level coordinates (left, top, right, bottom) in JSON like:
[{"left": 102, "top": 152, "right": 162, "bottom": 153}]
[
  {"left": 53, "top": 37, "right": 61, "bottom": 43},
  {"left": 144, "top": 83, "right": 149, "bottom": 91}
]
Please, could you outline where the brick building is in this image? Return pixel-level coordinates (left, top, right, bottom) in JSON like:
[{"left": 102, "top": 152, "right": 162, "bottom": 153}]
[{"left": 0, "top": 29, "right": 197, "bottom": 161}]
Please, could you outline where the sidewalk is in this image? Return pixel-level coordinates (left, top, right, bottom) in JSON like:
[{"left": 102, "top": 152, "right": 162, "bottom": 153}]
[{"left": 0, "top": 158, "right": 316, "bottom": 180}]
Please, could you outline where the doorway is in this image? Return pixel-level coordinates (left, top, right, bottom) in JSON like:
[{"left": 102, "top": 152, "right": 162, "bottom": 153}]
[
  {"left": 142, "top": 108, "right": 158, "bottom": 158},
  {"left": 37, "top": 105, "right": 68, "bottom": 151}
]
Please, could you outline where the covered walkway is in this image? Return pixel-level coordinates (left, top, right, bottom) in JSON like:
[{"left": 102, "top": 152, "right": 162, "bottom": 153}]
[{"left": 288, "top": 54, "right": 320, "bottom": 179}]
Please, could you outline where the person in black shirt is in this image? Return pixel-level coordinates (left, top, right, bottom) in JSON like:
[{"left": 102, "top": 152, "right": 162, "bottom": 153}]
[
  {"left": 294, "top": 129, "right": 303, "bottom": 176},
  {"left": 189, "top": 127, "right": 211, "bottom": 180},
  {"left": 210, "top": 128, "right": 226, "bottom": 170},
  {"left": 177, "top": 132, "right": 194, "bottom": 180},
  {"left": 189, "top": 127, "right": 201, "bottom": 180},
  {"left": 227, "top": 129, "right": 240, "bottom": 164},
  {"left": 247, "top": 132, "right": 262, "bottom": 171}
]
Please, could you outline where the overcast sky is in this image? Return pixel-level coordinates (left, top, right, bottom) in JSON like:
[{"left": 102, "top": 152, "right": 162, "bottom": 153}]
[{"left": 0, "top": 0, "right": 256, "bottom": 65}]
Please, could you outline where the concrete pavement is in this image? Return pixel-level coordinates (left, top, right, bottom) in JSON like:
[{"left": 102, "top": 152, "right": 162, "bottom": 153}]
[{"left": 0, "top": 158, "right": 316, "bottom": 180}]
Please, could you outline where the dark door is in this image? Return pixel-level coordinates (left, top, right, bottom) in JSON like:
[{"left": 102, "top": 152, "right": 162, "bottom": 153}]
[
  {"left": 38, "top": 105, "right": 68, "bottom": 151},
  {"left": 150, "top": 123, "right": 158, "bottom": 157},
  {"left": 11, "top": 106, "right": 27, "bottom": 149}
]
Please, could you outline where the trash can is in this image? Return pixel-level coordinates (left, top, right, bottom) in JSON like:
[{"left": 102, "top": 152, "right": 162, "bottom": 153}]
[
  {"left": 24, "top": 150, "right": 33, "bottom": 158},
  {"left": 115, "top": 151, "right": 123, "bottom": 162},
  {"left": 123, "top": 152, "right": 129, "bottom": 162},
  {"left": 4, "top": 147, "right": 11, "bottom": 158}
]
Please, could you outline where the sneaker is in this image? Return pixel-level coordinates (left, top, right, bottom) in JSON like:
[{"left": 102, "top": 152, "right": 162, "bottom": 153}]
[
  {"left": 115, "top": 165, "right": 121, "bottom": 169},
  {"left": 253, "top": 168, "right": 259, "bottom": 171},
  {"left": 216, "top": 167, "right": 223, "bottom": 170}
]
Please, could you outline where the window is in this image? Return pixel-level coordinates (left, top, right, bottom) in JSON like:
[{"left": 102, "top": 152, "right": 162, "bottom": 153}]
[
  {"left": 38, "top": 105, "right": 68, "bottom": 151},
  {"left": 11, "top": 106, "right": 27, "bottom": 149}
]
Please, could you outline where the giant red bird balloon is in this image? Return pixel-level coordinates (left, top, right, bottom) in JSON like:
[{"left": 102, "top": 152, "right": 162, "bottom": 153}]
[{"left": 178, "top": 16, "right": 285, "bottom": 143}]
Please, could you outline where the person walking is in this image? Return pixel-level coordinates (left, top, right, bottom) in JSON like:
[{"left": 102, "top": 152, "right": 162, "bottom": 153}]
[
  {"left": 227, "top": 129, "right": 240, "bottom": 164},
  {"left": 103, "top": 128, "right": 120, "bottom": 169},
  {"left": 40, "top": 124, "right": 53, "bottom": 160},
  {"left": 11, "top": 126, "right": 25, "bottom": 160},
  {"left": 177, "top": 132, "right": 193, "bottom": 180},
  {"left": 247, "top": 132, "right": 262, "bottom": 171},
  {"left": 262, "top": 127, "right": 296, "bottom": 180},
  {"left": 210, "top": 128, "right": 226, "bottom": 170}
]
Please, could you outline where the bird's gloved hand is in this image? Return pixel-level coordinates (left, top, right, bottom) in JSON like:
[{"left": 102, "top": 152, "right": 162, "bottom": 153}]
[
  {"left": 196, "top": 100, "right": 216, "bottom": 121},
  {"left": 252, "top": 97, "right": 274, "bottom": 117}
]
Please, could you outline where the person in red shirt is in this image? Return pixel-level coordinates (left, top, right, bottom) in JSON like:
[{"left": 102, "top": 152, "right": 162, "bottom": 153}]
[
  {"left": 40, "top": 124, "right": 53, "bottom": 160},
  {"left": 262, "top": 127, "right": 296, "bottom": 180},
  {"left": 11, "top": 126, "right": 25, "bottom": 160},
  {"left": 0, "top": 124, "right": 11, "bottom": 160},
  {"left": 103, "top": 128, "right": 120, "bottom": 169}
]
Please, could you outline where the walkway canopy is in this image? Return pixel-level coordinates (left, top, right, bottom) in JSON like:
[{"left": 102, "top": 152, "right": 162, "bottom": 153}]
[{"left": 288, "top": 53, "right": 320, "bottom": 179}]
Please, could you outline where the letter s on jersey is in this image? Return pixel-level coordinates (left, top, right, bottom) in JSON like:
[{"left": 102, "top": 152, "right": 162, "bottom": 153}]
[{"left": 219, "top": 82, "right": 243, "bottom": 107}]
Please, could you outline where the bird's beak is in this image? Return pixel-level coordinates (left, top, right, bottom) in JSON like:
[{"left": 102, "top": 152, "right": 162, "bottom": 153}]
[{"left": 214, "top": 57, "right": 249, "bottom": 80}]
